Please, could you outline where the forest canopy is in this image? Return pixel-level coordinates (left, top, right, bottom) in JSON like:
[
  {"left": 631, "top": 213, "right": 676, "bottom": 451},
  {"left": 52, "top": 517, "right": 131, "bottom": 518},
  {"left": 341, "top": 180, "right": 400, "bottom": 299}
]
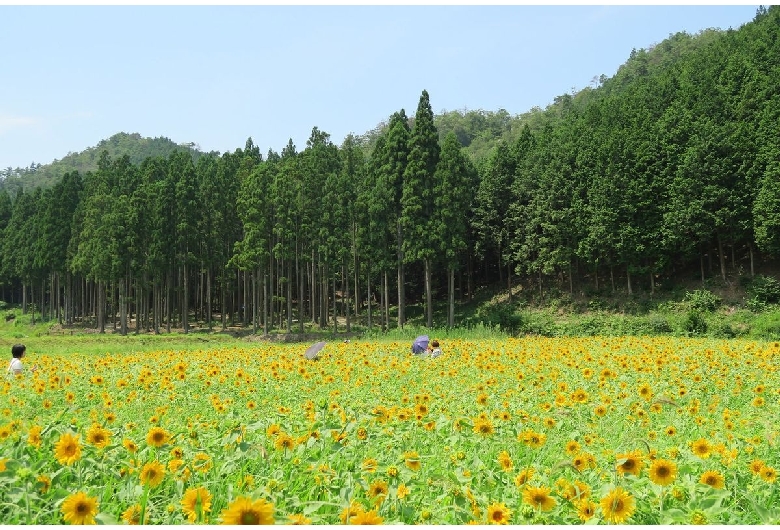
[{"left": 1, "top": 6, "right": 778, "bottom": 334}]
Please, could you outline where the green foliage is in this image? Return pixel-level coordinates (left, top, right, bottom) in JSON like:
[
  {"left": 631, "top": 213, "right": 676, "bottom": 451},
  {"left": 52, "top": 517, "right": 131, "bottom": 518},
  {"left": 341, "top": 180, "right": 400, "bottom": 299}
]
[
  {"left": 466, "top": 302, "right": 522, "bottom": 334},
  {"left": 751, "top": 311, "right": 780, "bottom": 340},
  {"left": 684, "top": 289, "right": 721, "bottom": 312},
  {"left": 682, "top": 310, "right": 708, "bottom": 335},
  {"left": 745, "top": 274, "right": 780, "bottom": 305},
  {"left": 1, "top": 132, "right": 203, "bottom": 193}
]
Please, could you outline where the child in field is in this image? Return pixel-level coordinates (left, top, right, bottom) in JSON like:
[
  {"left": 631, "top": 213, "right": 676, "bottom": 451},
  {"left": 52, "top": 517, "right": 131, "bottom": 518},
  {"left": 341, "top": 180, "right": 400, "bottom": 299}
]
[
  {"left": 428, "top": 340, "right": 442, "bottom": 359},
  {"left": 7, "top": 343, "right": 35, "bottom": 375}
]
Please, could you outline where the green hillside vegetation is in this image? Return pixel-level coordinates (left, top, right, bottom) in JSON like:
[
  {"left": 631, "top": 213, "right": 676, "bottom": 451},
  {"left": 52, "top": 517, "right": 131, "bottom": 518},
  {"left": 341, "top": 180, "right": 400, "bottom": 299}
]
[
  {"left": 0, "top": 132, "right": 204, "bottom": 193},
  {"left": 1, "top": 6, "right": 779, "bottom": 339}
]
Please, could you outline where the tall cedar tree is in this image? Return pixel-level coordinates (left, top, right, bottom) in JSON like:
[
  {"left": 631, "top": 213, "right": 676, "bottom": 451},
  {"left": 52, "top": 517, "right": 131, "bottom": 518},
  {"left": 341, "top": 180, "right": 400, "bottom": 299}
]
[
  {"left": 402, "top": 90, "right": 441, "bottom": 328},
  {"left": 434, "top": 132, "right": 476, "bottom": 327}
]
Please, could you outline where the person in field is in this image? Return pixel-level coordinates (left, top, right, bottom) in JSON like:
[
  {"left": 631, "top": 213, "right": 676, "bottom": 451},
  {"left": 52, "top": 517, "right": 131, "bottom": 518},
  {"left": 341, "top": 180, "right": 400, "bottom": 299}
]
[
  {"left": 7, "top": 343, "right": 32, "bottom": 375},
  {"left": 428, "top": 340, "right": 442, "bottom": 359}
]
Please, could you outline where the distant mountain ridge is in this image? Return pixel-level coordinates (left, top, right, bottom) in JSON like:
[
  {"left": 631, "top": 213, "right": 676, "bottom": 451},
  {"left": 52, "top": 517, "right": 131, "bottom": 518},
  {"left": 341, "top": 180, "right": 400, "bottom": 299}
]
[{"left": 0, "top": 132, "right": 204, "bottom": 193}]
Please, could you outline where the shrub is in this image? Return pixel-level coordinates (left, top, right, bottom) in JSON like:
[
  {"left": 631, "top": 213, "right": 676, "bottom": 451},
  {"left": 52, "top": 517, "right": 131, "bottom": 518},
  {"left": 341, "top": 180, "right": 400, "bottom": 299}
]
[
  {"left": 682, "top": 310, "right": 708, "bottom": 336},
  {"left": 746, "top": 275, "right": 780, "bottom": 305},
  {"left": 472, "top": 303, "right": 522, "bottom": 334},
  {"left": 684, "top": 289, "right": 721, "bottom": 313},
  {"left": 752, "top": 311, "right": 780, "bottom": 340}
]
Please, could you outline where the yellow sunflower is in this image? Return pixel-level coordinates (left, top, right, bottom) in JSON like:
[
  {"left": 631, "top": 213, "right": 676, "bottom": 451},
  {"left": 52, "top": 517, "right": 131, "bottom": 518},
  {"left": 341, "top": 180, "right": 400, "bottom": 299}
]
[
  {"left": 86, "top": 424, "right": 111, "bottom": 450},
  {"left": 522, "top": 485, "right": 557, "bottom": 512},
  {"left": 266, "top": 424, "right": 281, "bottom": 437},
  {"left": 350, "top": 509, "right": 383, "bottom": 524},
  {"left": 514, "top": 467, "right": 535, "bottom": 487},
  {"left": 220, "top": 496, "right": 274, "bottom": 525},
  {"left": 362, "top": 458, "right": 378, "bottom": 473},
  {"left": 27, "top": 425, "right": 42, "bottom": 448},
  {"left": 749, "top": 459, "right": 765, "bottom": 475},
  {"left": 497, "top": 450, "right": 513, "bottom": 472},
  {"left": 287, "top": 514, "right": 312, "bottom": 525},
  {"left": 181, "top": 486, "right": 212, "bottom": 523},
  {"left": 648, "top": 458, "right": 677, "bottom": 486},
  {"left": 339, "top": 502, "right": 363, "bottom": 524},
  {"left": 139, "top": 461, "right": 166, "bottom": 488},
  {"left": 274, "top": 433, "right": 295, "bottom": 451},
  {"left": 192, "top": 452, "right": 212, "bottom": 474},
  {"left": 616, "top": 450, "right": 645, "bottom": 477},
  {"left": 599, "top": 487, "right": 636, "bottom": 524},
  {"left": 565, "top": 440, "right": 581, "bottom": 456},
  {"left": 760, "top": 466, "right": 777, "bottom": 483},
  {"left": 368, "top": 479, "right": 389, "bottom": 499},
  {"left": 486, "top": 502, "right": 512, "bottom": 524},
  {"left": 121, "top": 504, "right": 149, "bottom": 525},
  {"left": 473, "top": 417, "right": 494, "bottom": 436},
  {"left": 37, "top": 474, "right": 51, "bottom": 494},
  {"left": 54, "top": 432, "right": 82, "bottom": 466},
  {"left": 61, "top": 491, "right": 99, "bottom": 525},
  {"left": 699, "top": 470, "right": 725, "bottom": 489},
  {"left": 691, "top": 438, "right": 711, "bottom": 459},
  {"left": 146, "top": 426, "right": 171, "bottom": 448},
  {"left": 397, "top": 483, "right": 410, "bottom": 500},
  {"left": 404, "top": 451, "right": 421, "bottom": 472},
  {"left": 576, "top": 500, "right": 597, "bottom": 522}
]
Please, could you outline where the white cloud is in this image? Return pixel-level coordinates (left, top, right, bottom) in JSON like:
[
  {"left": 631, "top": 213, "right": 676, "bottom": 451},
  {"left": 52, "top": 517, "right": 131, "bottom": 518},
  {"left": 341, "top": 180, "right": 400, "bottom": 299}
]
[{"left": 0, "top": 115, "right": 43, "bottom": 135}]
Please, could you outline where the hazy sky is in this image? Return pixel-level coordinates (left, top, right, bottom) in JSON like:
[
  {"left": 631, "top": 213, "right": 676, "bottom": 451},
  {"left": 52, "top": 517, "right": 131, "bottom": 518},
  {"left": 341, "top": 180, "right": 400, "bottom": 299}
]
[{"left": 0, "top": 4, "right": 761, "bottom": 169}]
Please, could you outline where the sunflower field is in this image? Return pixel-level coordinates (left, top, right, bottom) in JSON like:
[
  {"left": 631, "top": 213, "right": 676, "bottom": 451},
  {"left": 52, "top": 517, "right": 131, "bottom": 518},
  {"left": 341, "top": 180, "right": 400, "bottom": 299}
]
[{"left": 1, "top": 336, "right": 780, "bottom": 524}]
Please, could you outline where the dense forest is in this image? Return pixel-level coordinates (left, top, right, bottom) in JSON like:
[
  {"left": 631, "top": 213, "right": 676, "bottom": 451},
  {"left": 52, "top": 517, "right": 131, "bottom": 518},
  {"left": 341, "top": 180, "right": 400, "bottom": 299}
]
[{"left": 0, "top": 6, "right": 778, "bottom": 335}]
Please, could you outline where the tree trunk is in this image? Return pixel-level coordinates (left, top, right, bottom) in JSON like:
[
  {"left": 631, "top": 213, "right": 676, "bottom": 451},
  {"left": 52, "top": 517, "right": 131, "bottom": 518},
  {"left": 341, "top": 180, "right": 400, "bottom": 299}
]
[
  {"left": 221, "top": 273, "right": 227, "bottom": 331},
  {"left": 749, "top": 242, "right": 755, "bottom": 277},
  {"left": 297, "top": 244, "right": 304, "bottom": 334},
  {"left": 627, "top": 267, "right": 633, "bottom": 296},
  {"left": 344, "top": 262, "right": 351, "bottom": 333},
  {"left": 353, "top": 223, "right": 360, "bottom": 326},
  {"left": 367, "top": 269, "right": 373, "bottom": 330},
  {"left": 508, "top": 261, "right": 513, "bottom": 303},
  {"left": 166, "top": 270, "right": 172, "bottom": 333},
  {"left": 205, "top": 267, "right": 212, "bottom": 331},
  {"left": 383, "top": 270, "right": 390, "bottom": 332},
  {"left": 610, "top": 266, "right": 615, "bottom": 293},
  {"left": 700, "top": 254, "right": 705, "bottom": 284},
  {"left": 332, "top": 273, "right": 338, "bottom": 333},
  {"left": 98, "top": 281, "right": 105, "bottom": 334},
  {"left": 467, "top": 251, "right": 473, "bottom": 302},
  {"left": 448, "top": 268, "right": 455, "bottom": 328},
  {"left": 397, "top": 219, "right": 405, "bottom": 329},
  {"left": 252, "top": 270, "right": 258, "bottom": 334},
  {"left": 263, "top": 271, "right": 268, "bottom": 335},
  {"left": 120, "top": 275, "right": 128, "bottom": 336},
  {"left": 425, "top": 258, "right": 433, "bottom": 328},
  {"left": 287, "top": 259, "right": 293, "bottom": 333},
  {"left": 717, "top": 233, "right": 727, "bottom": 283}
]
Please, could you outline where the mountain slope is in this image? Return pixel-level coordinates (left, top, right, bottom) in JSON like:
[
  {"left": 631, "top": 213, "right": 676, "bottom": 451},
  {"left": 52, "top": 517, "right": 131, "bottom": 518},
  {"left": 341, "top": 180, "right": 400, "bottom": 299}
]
[{"left": 0, "top": 132, "right": 204, "bottom": 193}]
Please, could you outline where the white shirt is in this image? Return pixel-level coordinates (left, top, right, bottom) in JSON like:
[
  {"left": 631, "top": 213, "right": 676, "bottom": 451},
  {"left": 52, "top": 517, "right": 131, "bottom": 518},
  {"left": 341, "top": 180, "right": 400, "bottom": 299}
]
[{"left": 8, "top": 358, "right": 23, "bottom": 375}]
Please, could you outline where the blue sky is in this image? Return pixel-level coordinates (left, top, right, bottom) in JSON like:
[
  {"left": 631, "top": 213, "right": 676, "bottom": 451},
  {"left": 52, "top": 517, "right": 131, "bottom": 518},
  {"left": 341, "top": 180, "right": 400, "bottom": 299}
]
[{"left": 0, "top": 4, "right": 761, "bottom": 170}]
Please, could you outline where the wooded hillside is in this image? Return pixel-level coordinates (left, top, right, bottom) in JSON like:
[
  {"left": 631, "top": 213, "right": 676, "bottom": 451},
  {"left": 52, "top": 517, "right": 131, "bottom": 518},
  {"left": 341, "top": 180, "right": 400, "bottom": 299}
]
[{"left": 1, "top": 6, "right": 778, "bottom": 334}]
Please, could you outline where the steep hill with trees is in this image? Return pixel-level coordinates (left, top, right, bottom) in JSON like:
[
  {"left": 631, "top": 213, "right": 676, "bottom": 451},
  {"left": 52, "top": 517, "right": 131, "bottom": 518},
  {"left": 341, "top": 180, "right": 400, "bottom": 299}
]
[{"left": 0, "top": 132, "right": 204, "bottom": 193}]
